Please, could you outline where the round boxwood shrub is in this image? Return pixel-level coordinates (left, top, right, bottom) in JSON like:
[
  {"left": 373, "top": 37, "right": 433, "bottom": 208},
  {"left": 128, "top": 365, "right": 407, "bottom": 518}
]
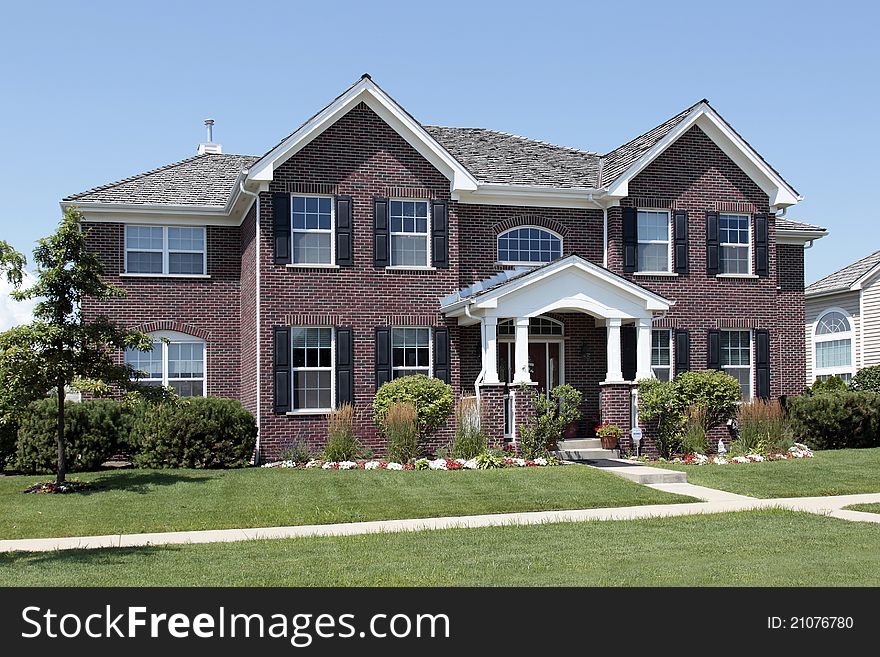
[
  {"left": 852, "top": 365, "right": 880, "bottom": 393},
  {"left": 14, "top": 398, "right": 129, "bottom": 474},
  {"left": 373, "top": 375, "right": 453, "bottom": 438},
  {"left": 133, "top": 397, "right": 257, "bottom": 469}
]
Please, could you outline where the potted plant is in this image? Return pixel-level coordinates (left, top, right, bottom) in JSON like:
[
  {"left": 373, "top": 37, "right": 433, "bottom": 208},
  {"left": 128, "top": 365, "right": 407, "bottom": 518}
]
[
  {"left": 552, "top": 384, "right": 583, "bottom": 444},
  {"left": 596, "top": 421, "right": 623, "bottom": 450}
]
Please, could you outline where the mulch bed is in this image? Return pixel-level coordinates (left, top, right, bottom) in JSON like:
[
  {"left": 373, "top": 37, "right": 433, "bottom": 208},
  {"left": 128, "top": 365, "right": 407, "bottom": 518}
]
[{"left": 22, "top": 480, "right": 97, "bottom": 494}]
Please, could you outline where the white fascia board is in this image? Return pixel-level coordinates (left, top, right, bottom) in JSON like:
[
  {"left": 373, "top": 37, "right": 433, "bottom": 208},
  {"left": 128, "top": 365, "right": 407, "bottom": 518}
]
[
  {"left": 247, "top": 79, "right": 477, "bottom": 192},
  {"left": 69, "top": 205, "right": 241, "bottom": 227},
  {"left": 453, "top": 185, "right": 607, "bottom": 209},
  {"left": 776, "top": 229, "right": 828, "bottom": 245},
  {"left": 850, "top": 261, "right": 880, "bottom": 291},
  {"left": 605, "top": 104, "right": 802, "bottom": 208},
  {"left": 804, "top": 288, "right": 854, "bottom": 300}
]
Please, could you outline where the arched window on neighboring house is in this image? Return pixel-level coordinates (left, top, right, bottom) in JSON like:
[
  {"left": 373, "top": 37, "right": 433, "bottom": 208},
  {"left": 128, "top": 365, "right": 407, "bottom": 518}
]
[
  {"left": 125, "top": 330, "right": 207, "bottom": 396},
  {"left": 813, "top": 309, "right": 855, "bottom": 383},
  {"left": 497, "top": 227, "right": 562, "bottom": 265}
]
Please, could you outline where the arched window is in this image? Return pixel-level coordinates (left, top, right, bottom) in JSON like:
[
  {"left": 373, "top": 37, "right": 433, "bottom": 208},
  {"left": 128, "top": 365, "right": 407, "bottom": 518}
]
[
  {"left": 498, "top": 317, "right": 564, "bottom": 337},
  {"left": 813, "top": 309, "right": 855, "bottom": 383},
  {"left": 497, "top": 227, "right": 562, "bottom": 264},
  {"left": 125, "top": 330, "right": 206, "bottom": 396}
]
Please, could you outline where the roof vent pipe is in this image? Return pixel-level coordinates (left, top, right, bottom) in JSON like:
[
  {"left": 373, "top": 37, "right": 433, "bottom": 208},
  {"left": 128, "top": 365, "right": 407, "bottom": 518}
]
[{"left": 198, "top": 119, "right": 222, "bottom": 155}]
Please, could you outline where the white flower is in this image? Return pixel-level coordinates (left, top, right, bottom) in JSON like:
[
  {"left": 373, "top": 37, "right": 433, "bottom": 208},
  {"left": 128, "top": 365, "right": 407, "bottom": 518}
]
[
  {"left": 533, "top": 457, "right": 547, "bottom": 466},
  {"left": 305, "top": 459, "right": 320, "bottom": 469},
  {"left": 322, "top": 461, "right": 336, "bottom": 469},
  {"left": 455, "top": 458, "right": 467, "bottom": 465},
  {"left": 463, "top": 459, "right": 479, "bottom": 470},
  {"left": 429, "top": 458, "right": 448, "bottom": 470},
  {"left": 261, "top": 461, "right": 280, "bottom": 468},
  {"left": 386, "top": 462, "right": 403, "bottom": 471},
  {"left": 338, "top": 461, "right": 357, "bottom": 470},
  {"left": 364, "top": 461, "right": 381, "bottom": 470},
  {"left": 746, "top": 454, "right": 764, "bottom": 462},
  {"left": 712, "top": 456, "right": 728, "bottom": 465},
  {"left": 731, "top": 456, "right": 749, "bottom": 464}
]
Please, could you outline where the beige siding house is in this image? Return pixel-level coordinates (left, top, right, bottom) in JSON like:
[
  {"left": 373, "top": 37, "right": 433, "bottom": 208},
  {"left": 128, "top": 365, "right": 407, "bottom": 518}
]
[{"left": 805, "top": 249, "right": 880, "bottom": 384}]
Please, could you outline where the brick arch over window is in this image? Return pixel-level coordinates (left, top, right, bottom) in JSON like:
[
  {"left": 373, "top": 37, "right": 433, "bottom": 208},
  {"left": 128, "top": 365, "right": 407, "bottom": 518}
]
[
  {"left": 133, "top": 320, "right": 211, "bottom": 341},
  {"left": 491, "top": 215, "right": 569, "bottom": 237}
]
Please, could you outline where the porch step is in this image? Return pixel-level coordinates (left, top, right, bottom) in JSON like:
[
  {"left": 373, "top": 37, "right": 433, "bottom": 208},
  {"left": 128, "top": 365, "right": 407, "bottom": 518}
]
[
  {"left": 554, "top": 448, "right": 619, "bottom": 461},
  {"left": 584, "top": 459, "right": 688, "bottom": 484},
  {"left": 557, "top": 438, "right": 602, "bottom": 450}
]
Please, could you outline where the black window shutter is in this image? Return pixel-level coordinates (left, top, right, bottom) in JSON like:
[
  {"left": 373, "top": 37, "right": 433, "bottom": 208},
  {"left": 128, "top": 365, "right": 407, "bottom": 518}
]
[
  {"left": 375, "top": 327, "right": 392, "bottom": 389},
  {"left": 673, "top": 209, "right": 689, "bottom": 274},
  {"left": 335, "top": 327, "right": 354, "bottom": 406},
  {"left": 335, "top": 196, "right": 353, "bottom": 266},
  {"left": 433, "top": 327, "right": 451, "bottom": 383},
  {"left": 706, "top": 211, "right": 720, "bottom": 276},
  {"left": 674, "top": 329, "right": 690, "bottom": 374},
  {"left": 431, "top": 201, "right": 449, "bottom": 268},
  {"left": 707, "top": 329, "right": 721, "bottom": 370},
  {"left": 755, "top": 329, "right": 770, "bottom": 399},
  {"left": 273, "top": 326, "right": 291, "bottom": 413},
  {"left": 621, "top": 325, "right": 637, "bottom": 381},
  {"left": 754, "top": 214, "right": 769, "bottom": 277},
  {"left": 373, "top": 197, "right": 389, "bottom": 267},
  {"left": 622, "top": 207, "right": 637, "bottom": 273},
  {"left": 273, "top": 193, "right": 291, "bottom": 265}
]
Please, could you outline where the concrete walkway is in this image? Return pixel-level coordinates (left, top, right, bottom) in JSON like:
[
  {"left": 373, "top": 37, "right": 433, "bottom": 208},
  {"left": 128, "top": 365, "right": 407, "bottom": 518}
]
[{"left": 2, "top": 491, "right": 879, "bottom": 554}]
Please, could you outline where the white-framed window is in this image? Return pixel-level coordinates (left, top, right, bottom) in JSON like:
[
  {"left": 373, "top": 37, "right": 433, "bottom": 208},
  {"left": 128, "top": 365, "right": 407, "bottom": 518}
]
[
  {"left": 291, "top": 327, "right": 334, "bottom": 412},
  {"left": 651, "top": 329, "right": 672, "bottom": 381},
  {"left": 721, "top": 329, "right": 752, "bottom": 399},
  {"left": 497, "top": 227, "right": 562, "bottom": 265},
  {"left": 636, "top": 210, "right": 671, "bottom": 272},
  {"left": 813, "top": 309, "right": 855, "bottom": 383},
  {"left": 392, "top": 327, "right": 432, "bottom": 378},
  {"left": 125, "top": 225, "right": 206, "bottom": 275},
  {"left": 390, "top": 200, "right": 430, "bottom": 267},
  {"left": 125, "top": 330, "right": 206, "bottom": 397},
  {"left": 719, "top": 213, "right": 751, "bottom": 275},
  {"left": 498, "top": 317, "right": 564, "bottom": 337},
  {"left": 291, "top": 195, "right": 333, "bottom": 265}
]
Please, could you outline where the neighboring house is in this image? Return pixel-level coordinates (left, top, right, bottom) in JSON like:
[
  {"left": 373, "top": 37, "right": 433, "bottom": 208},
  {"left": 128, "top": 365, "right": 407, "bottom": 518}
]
[
  {"left": 65, "top": 75, "right": 826, "bottom": 459},
  {"left": 805, "top": 249, "right": 880, "bottom": 384}
]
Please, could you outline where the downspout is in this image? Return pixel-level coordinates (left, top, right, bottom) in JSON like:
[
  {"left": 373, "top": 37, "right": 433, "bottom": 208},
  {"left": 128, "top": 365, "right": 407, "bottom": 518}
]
[
  {"left": 239, "top": 180, "right": 261, "bottom": 463},
  {"left": 464, "top": 301, "right": 485, "bottom": 398}
]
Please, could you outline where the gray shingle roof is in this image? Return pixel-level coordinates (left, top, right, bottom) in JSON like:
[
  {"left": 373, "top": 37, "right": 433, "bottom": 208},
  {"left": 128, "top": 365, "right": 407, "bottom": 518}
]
[
  {"left": 776, "top": 218, "right": 826, "bottom": 232},
  {"left": 64, "top": 153, "right": 258, "bottom": 207},
  {"left": 424, "top": 126, "right": 601, "bottom": 188},
  {"left": 806, "top": 249, "right": 880, "bottom": 296}
]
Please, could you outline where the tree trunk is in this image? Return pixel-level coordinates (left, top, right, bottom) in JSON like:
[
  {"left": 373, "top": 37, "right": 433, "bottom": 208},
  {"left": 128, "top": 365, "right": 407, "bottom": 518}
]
[{"left": 56, "top": 380, "right": 66, "bottom": 484}]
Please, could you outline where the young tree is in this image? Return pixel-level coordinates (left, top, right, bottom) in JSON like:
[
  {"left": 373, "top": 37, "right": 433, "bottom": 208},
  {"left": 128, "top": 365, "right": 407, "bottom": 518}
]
[{"left": 0, "top": 208, "right": 166, "bottom": 483}]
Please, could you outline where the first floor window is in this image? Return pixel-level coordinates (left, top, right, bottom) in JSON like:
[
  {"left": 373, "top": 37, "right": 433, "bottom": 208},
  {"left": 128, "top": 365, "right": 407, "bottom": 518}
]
[
  {"left": 651, "top": 329, "right": 672, "bottom": 381},
  {"left": 637, "top": 210, "right": 671, "bottom": 272},
  {"left": 292, "top": 195, "right": 333, "bottom": 264},
  {"left": 721, "top": 329, "right": 752, "bottom": 399},
  {"left": 813, "top": 309, "right": 855, "bottom": 382},
  {"left": 125, "top": 331, "right": 206, "bottom": 396},
  {"left": 390, "top": 200, "right": 429, "bottom": 266},
  {"left": 392, "top": 327, "right": 431, "bottom": 378},
  {"left": 719, "top": 213, "right": 751, "bottom": 274},
  {"left": 292, "top": 327, "right": 333, "bottom": 410},
  {"left": 125, "top": 225, "right": 206, "bottom": 275}
]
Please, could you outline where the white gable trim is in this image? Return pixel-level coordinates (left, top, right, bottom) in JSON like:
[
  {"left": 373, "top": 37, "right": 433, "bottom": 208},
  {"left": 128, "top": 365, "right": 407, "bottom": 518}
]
[
  {"left": 246, "top": 77, "right": 478, "bottom": 192},
  {"left": 605, "top": 103, "right": 802, "bottom": 208}
]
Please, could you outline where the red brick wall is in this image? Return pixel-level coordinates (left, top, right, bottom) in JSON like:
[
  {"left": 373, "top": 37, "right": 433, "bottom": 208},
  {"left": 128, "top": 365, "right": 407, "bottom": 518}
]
[{"left": 239, "top": 204, "right": 259, "bottom": 415}]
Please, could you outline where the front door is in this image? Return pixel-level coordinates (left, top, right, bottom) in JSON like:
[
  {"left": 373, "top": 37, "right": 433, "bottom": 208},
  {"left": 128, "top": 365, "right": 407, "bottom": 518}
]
[{"left": 498, "top": 341, "right": 562, "bottom": 396}]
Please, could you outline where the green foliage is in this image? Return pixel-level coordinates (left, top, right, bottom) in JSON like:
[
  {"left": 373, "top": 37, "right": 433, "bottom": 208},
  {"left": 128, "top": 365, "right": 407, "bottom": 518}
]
[
  {"left": 518, "top": 384, "right": 583, "bottom": 459},
  {"left": 279, "top": 437, "right": 316, "bottom": 464},
  {"left": 810, "top": 375, "right": 850, "bottom": 394},
  {"left": 0, "top": 239, "right": 26, "bottom": 288},
  {"left": 414, "top": 458, "right": 430, "bottom": 470},
  {"left": 14, "top": 398, "right": 133, "bottom": 474},
  {"left": 852, "top": 366, "right": 880, "bottom": 393},
  {"left": 680, "top": 406, "right": 708, "bottom": 455},
  {"left": 383, "top": 401, "right": 419, "bottom": 463},
  {"left": 452, "top": 396, "right": 487, "bottom": 459},
  {"left": 134, "top": 397, "right": 257, "bottom": 469},
  {"left": 373, "top": 375, "right": 453, "bottom": 438},
  {"left": 735, "top": 399, "right": 792, "bottom": 455},
  {"left": 637, "top": 378, "right": 686, "bottom": 458},
  {"left": 788, "top": 391, "right": 880, "bottom": 450},
  {"left": 474, "top": 451, "right": 505, "bottom": 469},
  {"left": 0, "top": 415, "right": 19, "bottom": 470},
  {"left": 323, "top": 404, "right": 360, "bottom": 462}
]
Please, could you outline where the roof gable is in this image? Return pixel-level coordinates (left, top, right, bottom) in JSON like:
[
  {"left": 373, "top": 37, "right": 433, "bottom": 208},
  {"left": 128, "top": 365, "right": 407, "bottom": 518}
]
[{"left": 806, "top": 249, "right": 880, "bottom": 296}]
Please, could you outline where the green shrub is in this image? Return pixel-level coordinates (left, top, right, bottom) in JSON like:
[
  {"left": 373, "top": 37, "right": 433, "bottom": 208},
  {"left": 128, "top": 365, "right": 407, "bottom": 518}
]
[
  {"left": 279, "top": 436, "right": 316, "bottom": 464},
  {"left": 384, "top": 401, "right": 419, "bottom": 463},
  {"left": 637, "top": 378, "right": 686, "bottom": 458},
  {"left": 323, "top": 404, "right": 359, "bottom": 462},
  {"left": 852, "top": 366, "right": 880, "bottom": 393},
  {"left": 810, "top": 375, "right": 849, "bottom": 394},
  {"left": 788, "top": 391, "right": 880, "bottom": 450},
  {"left": 373, "top": 375, "right": 453, "bottom": 438},
  {"left": 134, "top": 397, "right": 257, "bottom": 468},
  {"left": 475, "top": 451, "right": 505, "bottom": 469},
  {"left": 518, "top": 384, "right": 583, "bottom": 458},
  {"left": 0, "top": 416, "right": 18, "bottom": 470},
  {"left": 735, "top": 398, "right": 791, "bottom": 454},
  {"left": 681, "top": 405, "right": 708, "bottom": 455},
  {"left": 452, "top": 396, "right": 486, "bottom": 459},
  {"left": 14, "top": 398, "right": 131, "bottom": 474}
]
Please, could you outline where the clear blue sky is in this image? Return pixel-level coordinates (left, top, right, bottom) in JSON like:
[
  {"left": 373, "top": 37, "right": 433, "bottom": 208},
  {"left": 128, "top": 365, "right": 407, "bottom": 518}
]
[{"left": 1, "top": 0, "right": 877, "bottom": 285}]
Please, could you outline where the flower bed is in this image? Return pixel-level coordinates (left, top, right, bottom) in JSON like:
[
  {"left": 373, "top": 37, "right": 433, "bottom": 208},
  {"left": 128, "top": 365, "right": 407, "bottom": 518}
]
[
  {"left": 260, "top": 456, "right": 562, "bottom": 471},
  {"left": 660, "top": 443, "right": 814, "bottom": 466},
  {"left": 22, "top": 480, "right": 97, "bottom": 494}
]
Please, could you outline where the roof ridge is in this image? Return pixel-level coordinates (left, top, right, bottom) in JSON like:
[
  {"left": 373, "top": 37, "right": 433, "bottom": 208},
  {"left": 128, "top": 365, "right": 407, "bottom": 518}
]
[
  {"left": 600, "top": 98, "right": 705, "bottom": 159},
  {"left": 425, "top": 125, "right": 601, "bottom": 157}
]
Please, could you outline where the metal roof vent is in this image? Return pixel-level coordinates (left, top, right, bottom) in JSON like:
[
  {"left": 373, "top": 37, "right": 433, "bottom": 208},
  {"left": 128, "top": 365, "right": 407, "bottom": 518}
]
[{"left": 198, "top": 119, "right": 222, "bottom": 154}]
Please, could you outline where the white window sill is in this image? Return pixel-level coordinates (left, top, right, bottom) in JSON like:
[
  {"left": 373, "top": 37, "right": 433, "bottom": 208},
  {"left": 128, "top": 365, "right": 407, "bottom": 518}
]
[
  {"left": 121, "top": 273, "right": 211, "bottom": 279},
  {"left": 285, "top": 263, "right": 340, "bottom": 269},
  {"left": 286, "top": 409, "right": 333, "bottom": 416},
  {"left": 716, "top": 273, "right": 759, "bottom": 279},
  {"left": 634, "top": 271, "right": 678, "bottom": 277},
  {"left": 385, "top": 266, "right": 436, "bottom": 272}
]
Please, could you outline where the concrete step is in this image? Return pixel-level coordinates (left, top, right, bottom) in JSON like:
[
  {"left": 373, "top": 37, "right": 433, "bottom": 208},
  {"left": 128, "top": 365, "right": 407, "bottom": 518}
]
[
  {"left": 557, "top": 438, "right": 602, "bottom": 450},
  {"left": 554, "top": 448, "right": 619, "bottom": 460},
  {"left": 584, "top": 458, "right": 688, "bottom": 484}
]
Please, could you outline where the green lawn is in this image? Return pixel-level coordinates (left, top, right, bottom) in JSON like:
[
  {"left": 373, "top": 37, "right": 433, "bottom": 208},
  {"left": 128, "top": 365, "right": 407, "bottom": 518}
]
[
  {"left": 657, "top": 448, "right": 880, "bottom": 498},
  {"left": 0, "top": 466, "right": 693, "bottom": 540},
  {"left": 844, "top": 503, "right": 880, "bottom": 514},
  {"left": 2, "top": 510, "right": 878, "bottom": 586}
]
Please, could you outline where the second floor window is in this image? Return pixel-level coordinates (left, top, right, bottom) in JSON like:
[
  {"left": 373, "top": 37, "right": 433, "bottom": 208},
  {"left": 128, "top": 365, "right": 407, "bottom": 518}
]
[
  {"left": 292, "top": 196, "right": 333, "bottom": 265},
  {"left": 390, "top": 200, "right": 429, "bottom": 267},
  {"left": 125, "top": 225, "right": 206, "bottom": 275},
  {"left": 497, "top": 227, "right": 562, "bottom": 265},
  {"left": 719, "top": 213, "right": 751, "bottom": 274},
  {"left": 637, "top": 210, "right": 670, "bottom": 272}
]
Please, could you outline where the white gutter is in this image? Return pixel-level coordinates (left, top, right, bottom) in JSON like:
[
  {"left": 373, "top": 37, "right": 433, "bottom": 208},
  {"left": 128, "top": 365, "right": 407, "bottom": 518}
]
[{"left": 239, "top": 180, "right": 262, "bottom": 463}]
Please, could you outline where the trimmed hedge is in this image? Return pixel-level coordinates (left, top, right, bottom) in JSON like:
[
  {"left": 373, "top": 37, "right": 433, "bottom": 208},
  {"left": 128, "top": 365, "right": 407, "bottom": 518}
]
[
  {"left": 133, "top": 397, "right": 257, "bottom": 469},
  {"left": 788, "top": 391, "right": 880, "bottom": 450}
]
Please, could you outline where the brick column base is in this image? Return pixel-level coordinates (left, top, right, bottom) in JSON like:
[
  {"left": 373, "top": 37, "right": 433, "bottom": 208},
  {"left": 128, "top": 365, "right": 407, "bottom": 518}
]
[
  {"left": 477, "top": 383, "right": 508, "bottom": 449},
  {"left": 511, "top": 382, "right": 539, "bottom": 445},
  {"left": 599, "top": 382, "right": 634, "bottom": 454}
]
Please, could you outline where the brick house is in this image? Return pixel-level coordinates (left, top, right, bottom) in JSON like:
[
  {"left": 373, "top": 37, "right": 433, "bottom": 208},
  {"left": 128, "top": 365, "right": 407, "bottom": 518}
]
[{"left": 65, "top": 75, "right": 826, "bottom": 460}]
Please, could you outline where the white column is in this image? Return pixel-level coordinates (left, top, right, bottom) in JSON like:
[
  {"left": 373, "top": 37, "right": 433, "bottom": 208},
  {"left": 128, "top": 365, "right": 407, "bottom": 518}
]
[
  {"left": 482, "top": 317, "right": 500, "bottom": 384},
  {"left": 635, "top": 317, "right": 653, "bottom": 380},
  {"left": 512, "top": 317, "right": 532, "bottom": 384},
  {"left": 603, "top": 318, "right": 624, "bottom": 383}
]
